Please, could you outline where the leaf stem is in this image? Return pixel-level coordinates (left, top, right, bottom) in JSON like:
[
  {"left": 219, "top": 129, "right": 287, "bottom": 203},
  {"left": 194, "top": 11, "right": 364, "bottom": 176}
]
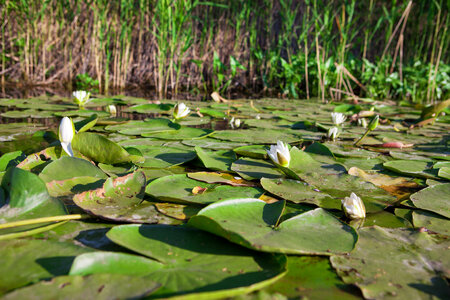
[{"left": 0, "top": 214, "right": 86, "bottom": 230}]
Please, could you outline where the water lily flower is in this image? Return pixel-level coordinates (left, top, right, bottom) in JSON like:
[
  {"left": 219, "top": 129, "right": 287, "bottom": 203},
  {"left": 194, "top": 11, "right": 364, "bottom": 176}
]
[
  {"left": 331, "top": 112, "right": 346, "bottom": 126},
  {"left": 229, "top": 117, "right": 242, "bottom": 129},
  {"left": 341, "top": 192, "right": 366, "bottom": 219},
  {"left": 106, "top": 104, "right": 117, "bottom": 117},
  {"left": 73, "top": 90, "right": 91, "bottom": 107},
  {"left": 267, "top": 140, "right": 291, "bottom": 167},
  {"left": 327, "top": 126, "right": 339, "bottom": 141},
  {"left": 59, "top": 117, "right": 76, "bottom": 157},
  {"left": 173, "top": 103, "right": 190, "bottom": 120}
]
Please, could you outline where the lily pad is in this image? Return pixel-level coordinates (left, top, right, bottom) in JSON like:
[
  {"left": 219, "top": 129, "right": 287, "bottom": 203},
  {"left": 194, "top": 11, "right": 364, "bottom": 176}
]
[
  {"left": 383, "top": 160, "right": 439, "bottom": 179},
  {"left": 188, "top": 172, "right": 256, "bottom": 187},
  {"left": 145, "top": 174, "right": 264, "bottom": 205},
  {"left": 189, "top": 199, "right": 357, "bottom": 255},
  {"left": 233, "top": 145, "right": 268, "bottom": 159},
  {"left": 72, "top": 132, "right": 135, "bottom": 164},
  {"left": 2, "top": 274, "right": 161, "bottom": 300},
  {"left": 212, "top": 129, "right": 301, "bottom": 144},
  {"left": 330, "top": 226, "right": 450, "bottom": 299},
  {"left": 105, "top": 224, "right": 287, "bottom": 299},
  {"left": 105, "top": 118, "right": 179, "bottom": 135},
  {"left": 260, "top": 177, "right": 338, "bottom": 209},
  {"left": 135, "top": 145, "right": 197, "bottom": 168},
  {"left": 73, "top": 171, "right": 170, "bottom": 223},
  {"left": 39, "top": 156, "right": 107, "bottom": 183},
  {"left": 0, "top": 168, "right": 67, "bottom": 223},
  {"left": 195, "top": 146, "right": 236, "bottom": 172},
  {"left": 286, "top": 148, "right": 397, "bottom": 212},
  {"left": 142, "top": 126, "right": 213, "bottom": 140},
  {"left": 412, "top": 210, "right": 450, "bottom": 236},
  {"left": 231, "top": 157, "right": 282, "bottom": 180},
  {"left": 182, "top": 138, "right": 248, "bottom": 150},
  {"left": 410, "top": 183, "right": 450, "bottom": 218},
  {"left": 0, "top": 239, "right": 91, "bottom": 294}
]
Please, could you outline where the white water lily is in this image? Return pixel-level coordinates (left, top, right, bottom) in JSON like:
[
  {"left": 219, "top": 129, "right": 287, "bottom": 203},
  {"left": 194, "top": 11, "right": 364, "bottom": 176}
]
[
  {"left": 173, "top": 103, "right": 190, "bottom": 120},
  {"left": 106, "top": 104, "right": 117, "bottom": 117},
  {"left": 73, "top": 90, "right": 91, "bottom": 107},
  {"left": 267, "top": 140, "right": 291, "bottom": 167},
  {"left": 229, "top": 117, "right": 242, "bottom": 129},
  {"left": 59, "top": 117, "right": 76, "bottom": 157},
  {"left": 327, "top": 126, "right": 339, "bottom": 141},
  {"left": 341, "top": 192, "right": 366, "bottom": 219},
  {"left": 331, "top": 112, "right": 346, "bottom": 126}
]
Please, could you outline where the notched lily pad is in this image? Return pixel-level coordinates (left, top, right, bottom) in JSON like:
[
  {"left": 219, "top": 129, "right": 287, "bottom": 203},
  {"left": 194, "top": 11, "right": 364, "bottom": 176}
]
[{"left": 189, "top": 199, "right": 357, "bottom": 255}]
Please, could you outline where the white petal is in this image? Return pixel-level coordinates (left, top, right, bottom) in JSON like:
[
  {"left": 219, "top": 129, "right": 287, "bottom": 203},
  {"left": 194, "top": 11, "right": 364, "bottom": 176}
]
[{"left": 61, "top": 142, "right": 74, "bottom": 157}]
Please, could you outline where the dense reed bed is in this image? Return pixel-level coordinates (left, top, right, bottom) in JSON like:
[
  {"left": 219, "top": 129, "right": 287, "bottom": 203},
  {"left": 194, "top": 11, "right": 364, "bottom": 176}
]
[{"left": 0, "top": 0, "right": 448, "bottom": 103}]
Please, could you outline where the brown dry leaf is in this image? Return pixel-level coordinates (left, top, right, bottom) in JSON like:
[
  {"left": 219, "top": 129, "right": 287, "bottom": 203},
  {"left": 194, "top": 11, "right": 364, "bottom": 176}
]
[{"left": 348, "top": 167, "right": 420, "bottom": 200}]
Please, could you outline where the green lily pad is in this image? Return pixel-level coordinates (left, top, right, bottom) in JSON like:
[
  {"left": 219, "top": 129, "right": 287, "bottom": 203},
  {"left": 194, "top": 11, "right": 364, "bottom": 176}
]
[
  {"left": 142, "top": 126, "right": 213, "bottom": 140},
  {"left": 73, "top": 171, "right": 168, "bottom": 223},
  {"left": 125, "top": 103, "right": 173, "bottom": 113},
  {"left": 438, "top": 167, "right": 450, "bottom": 180},
  {"left": 39, "top": 157, "right": 107, "bottom": 183},
  {"left": 199, "top": 107, "right": 227, "bottom": 118},
  {"left": 0, "top": 151, "right": 26, "bottom": 171},
  {"left": 105, "top": 224, "right": 287, "bottom": 299},
  {"left": 54, "top": 109, "right": 110, "bottom": 118},
  {"left": 231, "top": 157, "right": 282, "bottom": 180},
  {"left": 410, "top": 183, "right": 450, "bottom": 218},
  {"left": 134, "top": 145, "right": 197, "bottom": 168},
  {"left": 212, "top": 129, "right": 301, "bottom": 144},
  {"left": 2, "top": 274, "right": 161, "bottom": 300},
  {"left": 188, "top": 172, "right": 256, "bottom": 187},
  {"left": 383, "top": 160, "right": 439, "bottom": 179},
  {"left": 233, "top": 145, "right": 268, "bottom": 159},
  {"left": 105, "top": 118, "right": 179, "bottom": 135},
  {"left": 195, "top": 146, "right": 236, "bottom": 172},
  {"left": 330, "top": 226, "right": 450, "bottom": 299},
  {"left": 260, "top": 177, "right": 338, "bottom": 209},
  {"left": 285, "top": 148, "right": 396, "bottom": 212},
  {"left": 0, "top": 239, "right": 91, "bottom": 294},
  {"left": 145, "top": 174, "right": 264, "bottom": 205},
  {"left": 189, "top": 199, "right": 357, "bottom": 255},
  {"left": 412, "top": 210, "right": 450, "bottom": 236},
  {"left": 70, "top": 252, "right": 164, "bottom": 276},
  {"left": 74, "top": 114, "right": 98, "bottom": 133},
  {"left": 182, "top": 138, "right": 248, "bottom": 150},
  {"left": 72, "top": 132, "right": 135, "bottom": 164},
  {"left": 0, "top": 168, "right": 66, "bottom": 223},
  {"left": 257, "top": 256, "right": 362, "bottom": 299}
]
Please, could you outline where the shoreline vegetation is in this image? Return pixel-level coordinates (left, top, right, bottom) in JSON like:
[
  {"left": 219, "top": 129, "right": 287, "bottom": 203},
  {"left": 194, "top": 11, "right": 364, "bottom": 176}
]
[{"left": 0, "top": 0, "right": 449, "bottom": 103}]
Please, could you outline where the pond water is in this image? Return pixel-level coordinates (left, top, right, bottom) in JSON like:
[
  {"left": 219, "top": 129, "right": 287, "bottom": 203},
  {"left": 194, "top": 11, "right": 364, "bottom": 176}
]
[{"left": 0, "top": 93, "right": 449, "bottom": 299}]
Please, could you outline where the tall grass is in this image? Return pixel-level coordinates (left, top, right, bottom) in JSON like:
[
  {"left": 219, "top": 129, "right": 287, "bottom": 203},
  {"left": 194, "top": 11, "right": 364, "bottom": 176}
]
[{"left": 0, "top": 0, "right": 448, "bottom": 103}]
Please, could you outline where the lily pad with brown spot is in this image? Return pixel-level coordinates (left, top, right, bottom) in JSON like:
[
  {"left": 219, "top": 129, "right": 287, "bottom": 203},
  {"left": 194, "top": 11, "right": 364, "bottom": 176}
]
[{"left": 73, "top": 171, "right": 173, "bottom": 224}]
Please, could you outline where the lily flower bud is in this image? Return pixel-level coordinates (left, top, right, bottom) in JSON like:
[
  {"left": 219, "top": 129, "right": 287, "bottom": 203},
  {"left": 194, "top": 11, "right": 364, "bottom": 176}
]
[
  {"left": 341, "top": 192, "right": 366, "bottom": 219},
  {"left": 368, "top": 115, "right": 379, "bottom": 131},
  {"left": 59, "top": 117, "right": 76, "bottom": 157}
]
